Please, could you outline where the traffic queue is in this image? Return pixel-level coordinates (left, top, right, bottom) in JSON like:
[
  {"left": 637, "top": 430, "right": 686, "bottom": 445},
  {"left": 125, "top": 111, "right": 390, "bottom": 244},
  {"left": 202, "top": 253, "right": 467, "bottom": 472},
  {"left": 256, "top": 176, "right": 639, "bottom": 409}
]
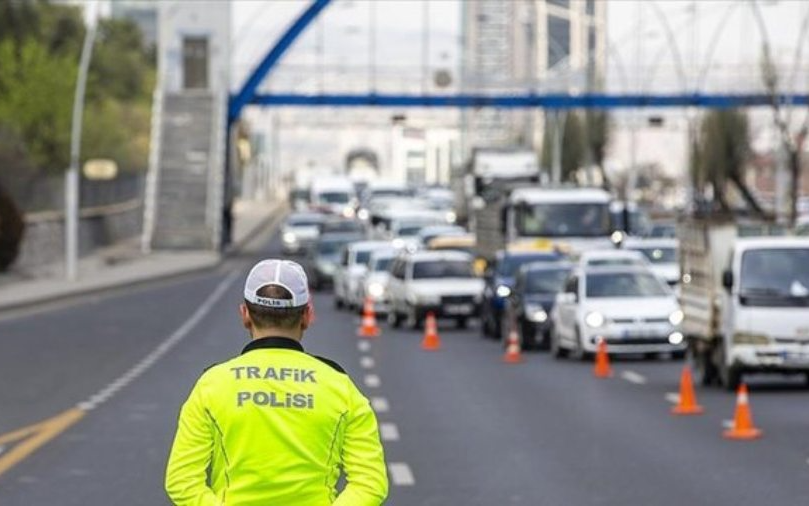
[{"left": 281, "top": 177, "right": 698, "bottom": 373}]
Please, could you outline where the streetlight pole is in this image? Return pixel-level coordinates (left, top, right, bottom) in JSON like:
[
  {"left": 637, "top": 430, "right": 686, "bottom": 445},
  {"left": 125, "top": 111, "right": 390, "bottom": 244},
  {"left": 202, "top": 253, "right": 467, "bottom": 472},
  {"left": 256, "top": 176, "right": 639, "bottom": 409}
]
[{"left": 65, "top": 3, "right": 98, "bottom": 281}]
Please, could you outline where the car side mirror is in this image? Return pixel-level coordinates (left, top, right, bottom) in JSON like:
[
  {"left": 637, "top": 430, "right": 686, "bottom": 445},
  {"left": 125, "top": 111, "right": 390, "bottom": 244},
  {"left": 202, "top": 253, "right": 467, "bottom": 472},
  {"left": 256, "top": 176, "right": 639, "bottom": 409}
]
[{"left": 722, "top": 270, "right": 733, "bottom": 293}]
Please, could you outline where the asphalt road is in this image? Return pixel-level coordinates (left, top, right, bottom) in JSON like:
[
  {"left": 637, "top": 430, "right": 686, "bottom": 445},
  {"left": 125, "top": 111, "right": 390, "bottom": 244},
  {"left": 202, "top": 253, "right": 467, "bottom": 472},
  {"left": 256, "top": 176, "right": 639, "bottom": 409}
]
[{"left": 1, "top": 230, "right": 809, "bottom": 505}]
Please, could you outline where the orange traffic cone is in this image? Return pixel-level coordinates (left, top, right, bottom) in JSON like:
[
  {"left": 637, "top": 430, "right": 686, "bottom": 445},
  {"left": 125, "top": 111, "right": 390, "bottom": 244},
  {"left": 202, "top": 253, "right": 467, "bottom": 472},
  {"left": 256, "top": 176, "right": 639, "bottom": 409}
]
[
  {"left": 671, "top": 366, "right": 704, "bottom": 415},
  {"left": 593, "top": 338, "right": 612, "bottom": 378},
  {"left": 502, "top": 322, "right": 523, "bottom": 364},
  {"left": 723, "top": 384, "right": 762, "bottom": 440},
  {"left": 357, "top": 297, "right": 380, "bottom": 338},
  {"left": 420, "top": 312, "right": 441, "bottom": 351}
]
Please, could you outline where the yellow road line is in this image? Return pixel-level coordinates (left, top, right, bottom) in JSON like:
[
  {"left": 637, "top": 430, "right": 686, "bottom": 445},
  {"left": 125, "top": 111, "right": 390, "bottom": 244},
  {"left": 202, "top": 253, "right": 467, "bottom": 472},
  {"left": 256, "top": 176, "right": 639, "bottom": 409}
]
[{"left": 0, "top": 408, "right": 85, "bottom": 478}]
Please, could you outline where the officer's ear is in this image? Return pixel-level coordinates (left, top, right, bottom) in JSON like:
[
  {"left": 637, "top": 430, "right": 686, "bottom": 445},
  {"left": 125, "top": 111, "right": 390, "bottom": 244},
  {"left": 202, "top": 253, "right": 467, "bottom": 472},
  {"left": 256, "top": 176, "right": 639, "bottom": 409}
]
[
  {"left": 302, "top": 301, "right": 314, "bottom": 330},
  {"left": 239, "top": 303, "right": 252, "bottom": 331}
]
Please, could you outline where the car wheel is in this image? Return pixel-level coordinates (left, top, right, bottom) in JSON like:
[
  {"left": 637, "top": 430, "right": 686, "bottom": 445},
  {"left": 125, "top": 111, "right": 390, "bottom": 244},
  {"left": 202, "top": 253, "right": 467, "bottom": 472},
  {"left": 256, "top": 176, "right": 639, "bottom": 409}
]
[
  {"left": 550, "top": 328, "right": 568, "bottom": 359},
  {"left": 570, "top": 328, "right": 591, "bottom": 362},
  {"left": 537, "top": 328, "right": 551, "bottom": 352},
  {"left": 406, "top": 306, "right": 422, "bottom": 330},
  {"left": 456, "top": 317, "right": 468, "bottom": 329},
  {"left": 334, "top": 296, "right": 343, "bottom": 310},
  {"left": 491, "top": 312, "right": 503, "bottom": 340},
  {"left": 520, "top": 321, "right": 536, "bottom": 351},
  {"left": 387, "top": 308, "right": 402, "bottom": 328},
  {"left": 480, "top": 307, "right": 493, "bottom": 338}
]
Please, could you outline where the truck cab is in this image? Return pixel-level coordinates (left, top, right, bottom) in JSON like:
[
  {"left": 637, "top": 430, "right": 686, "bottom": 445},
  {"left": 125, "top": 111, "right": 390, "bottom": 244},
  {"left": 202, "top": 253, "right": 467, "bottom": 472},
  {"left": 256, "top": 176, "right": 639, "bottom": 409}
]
[
  {"left": 680, "top": 220, "right": 809, "bottom": 389},
  {"left": 503, "top": 187, "right": 614, "bottom": 254}
]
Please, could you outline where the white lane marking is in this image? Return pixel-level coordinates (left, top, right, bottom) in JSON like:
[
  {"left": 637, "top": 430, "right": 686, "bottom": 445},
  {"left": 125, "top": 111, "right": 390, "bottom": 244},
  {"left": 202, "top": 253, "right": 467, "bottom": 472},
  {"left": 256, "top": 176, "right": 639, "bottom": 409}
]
[
  {"left": 722, "top": 419, "right": 735, "bottom": 429},
  {"left": 360, "top": 356, "right": 375, "bottom": 369},
  {"left": 388, "top": 463, "right": 415, "bottom": 486},
  {"left": 380, "top": 423, "right": 400, "bottom": 441},
  {"left": 364, "top": 374, "right": 381, "bottom": 388},
  {"left": 358, "top": 341, "right": 371, "bottom": 352},
  {"left": 371, "top": 397, "right": 390, "bottom": 413},
  {"left": 0, "top": 445, "right": 4, "bottom": 456},
  {"left": 76, "top": 269, "right": 242, "bottom": 411},
  {"left": 665, "top": 392, "right": 680, "bottom": 404},
  {"left": 620, "top": 370, "right": 647, "bottom": 385}
]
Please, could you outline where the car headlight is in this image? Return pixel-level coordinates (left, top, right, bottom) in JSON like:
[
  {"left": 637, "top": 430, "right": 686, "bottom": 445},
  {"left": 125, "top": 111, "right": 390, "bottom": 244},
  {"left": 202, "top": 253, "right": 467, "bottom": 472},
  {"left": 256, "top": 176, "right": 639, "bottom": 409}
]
[
  {"left": 367, "top": 282, "right": 385, "bottom": 298},
  {"left": 585, "top": 311, "right": 605, "bottom": 328},
  {"left": 496, "top": 285, "right": 511, "bottom": 298},
  {"left": 446, "top": 211, "right": 457, "bottom": 223},
  {"left": 283, "top": 232, "right": 297, "bottom": 244},
  {"left": 358, "top": 209, "right": 369, "bottom": 220},
  {"left": 392, "top": 238, "right": 405, "bottom": 249},
  {"left": 668, "top": 332, "right": 684, "bottom": 345},
  {"left": 668, "top": 309, "right": 684, "bottom": 326},
  {"left": 342, "top": 207, "right": 355, "bottom": 218},
  {"left": 318, "top": 261, "right": 336, "bottom": 274},
  {"left": 526, "top": 305, "right": 548, "bottom": 323},
  {"left": 733, "top": 332, "right": 770, "bottom": 345}
]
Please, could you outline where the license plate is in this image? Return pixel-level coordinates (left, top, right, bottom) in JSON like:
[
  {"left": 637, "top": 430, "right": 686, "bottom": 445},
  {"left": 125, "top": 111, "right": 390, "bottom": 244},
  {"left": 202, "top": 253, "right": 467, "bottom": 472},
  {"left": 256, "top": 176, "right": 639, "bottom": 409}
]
[
  {"left": 622, "top": 329, "right": 650, "bottom": 338},
  {"left": 784, "top": 352, "right": 809, "bottom": 363},
  {"left": 445, "top": 304, "right": 472, "bottom": 315}
]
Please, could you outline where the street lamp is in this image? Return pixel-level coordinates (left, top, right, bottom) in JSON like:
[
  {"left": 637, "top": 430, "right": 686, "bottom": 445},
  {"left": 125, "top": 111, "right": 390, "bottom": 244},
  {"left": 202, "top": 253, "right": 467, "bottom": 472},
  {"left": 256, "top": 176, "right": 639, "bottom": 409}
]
[{"left": 65, "top": 2, "right": 99, "bottom": 281}]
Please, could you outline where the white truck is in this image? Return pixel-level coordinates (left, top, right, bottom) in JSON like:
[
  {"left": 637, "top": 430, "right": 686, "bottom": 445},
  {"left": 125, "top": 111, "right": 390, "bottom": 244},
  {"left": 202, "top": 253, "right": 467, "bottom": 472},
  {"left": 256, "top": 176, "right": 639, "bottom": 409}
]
[
  {"left": 455, "top": 148, "right": 540, "bottom": 259},
  {"left": 679, "top": 218, "right": 809, "bottom": 389}
]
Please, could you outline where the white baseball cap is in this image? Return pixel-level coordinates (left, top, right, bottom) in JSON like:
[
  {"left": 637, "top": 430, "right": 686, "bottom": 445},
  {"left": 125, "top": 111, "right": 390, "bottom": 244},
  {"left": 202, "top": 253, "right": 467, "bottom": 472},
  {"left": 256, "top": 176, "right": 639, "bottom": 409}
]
[{"left": 244, "top": 259, "right": 310, "bottom": 308}]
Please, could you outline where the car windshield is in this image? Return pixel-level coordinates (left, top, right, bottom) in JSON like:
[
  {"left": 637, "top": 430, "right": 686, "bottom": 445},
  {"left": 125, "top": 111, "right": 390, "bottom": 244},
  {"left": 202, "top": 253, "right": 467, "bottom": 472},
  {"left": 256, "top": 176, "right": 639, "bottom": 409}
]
[
  {"left": 631, "top": 247, "right": 677, "bottom": 264},
  {"left": 398, "top": 224, "right": 427, "bottom": 237},
  {"left": 516, "top": 203, "right": 611, "bottom": 237},
  {"left": 287, "top": 215, "right": 322, "bottom": 227},
  {"left": 586, "top": 272, "right": 670, "bottom": 298},
  {"left": 323, "top": 221, "right": 363, "bottom": 233},
  {"left": 318, "top": 192, "right": 350, "bottom": 204},
  {"left": 610, "top": 209, "right": 651, "bottom": 235},
  {"left": 413, "top": 260, "right": 474, "bottom": 279},
  {"left": 355, "top": 250, "right": 373, "bottom": 266},
  {"left": 739, "top": 248, "right": 809, "bottom": 307},
  {"left": 649, "top": 223, "right": 676, "bottom": 238},
  {"left": 497, "top": 254, "right": 559, "bottom": 277},
  {"left": 586, "top": 257, "right": 644, "bottom": 267},
  {"left": 373, "top": 257, "right": 393, "bottom": 272},
  {"left": 317, "top": 239, "right": 351, "bottom": 255},
  {"left": 290, "top": 190, "right": 309, "bottom": 201},
  {"left": 525, "top": 268, "right": 570, "bottom": 294}
]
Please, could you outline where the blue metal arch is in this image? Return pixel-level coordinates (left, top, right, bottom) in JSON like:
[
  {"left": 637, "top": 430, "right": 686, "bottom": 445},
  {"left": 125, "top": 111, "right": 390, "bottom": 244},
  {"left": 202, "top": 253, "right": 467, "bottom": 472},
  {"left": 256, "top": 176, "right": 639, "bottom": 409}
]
[
  {"left": 229, "top": 0, "right": 809, "bottom": 117},
  {"left": 249, "top": 92, "right": 809, "bottom": 109},
  {"left": 228, "top": 0, "right": 332, "bottom": 122}
]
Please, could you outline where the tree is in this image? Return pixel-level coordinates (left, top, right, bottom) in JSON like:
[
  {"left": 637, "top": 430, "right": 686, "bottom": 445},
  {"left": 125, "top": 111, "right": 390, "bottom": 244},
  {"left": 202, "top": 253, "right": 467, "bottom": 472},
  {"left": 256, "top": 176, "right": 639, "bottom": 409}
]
[
  {"left": 541, "top": 111, "right": 586, "bottom": 183},
  {"left": 695, "top": 109, "right": 766, "bottom": 217},
  {"left": 585, "top": 110, "right": 611, "bottom": 189}
]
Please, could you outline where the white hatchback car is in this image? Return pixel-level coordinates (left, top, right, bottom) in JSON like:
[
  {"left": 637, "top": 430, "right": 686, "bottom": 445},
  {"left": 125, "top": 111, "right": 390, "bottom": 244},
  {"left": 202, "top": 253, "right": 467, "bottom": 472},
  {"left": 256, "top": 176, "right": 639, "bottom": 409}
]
[
  {"left": 357, "top": 248, "right": 399, "bottom": 315},
  {"left": 625, "top": 238, "right": 680, "bottom": 287},
  {"left": 387, "top": 250, "right": 484, "bottom": 329},
  {"left": 550, "top": 265, "right": 685, "bottom": 359},
  {"left": 333, "top": 241, "right": 390, "bottom": 310}
]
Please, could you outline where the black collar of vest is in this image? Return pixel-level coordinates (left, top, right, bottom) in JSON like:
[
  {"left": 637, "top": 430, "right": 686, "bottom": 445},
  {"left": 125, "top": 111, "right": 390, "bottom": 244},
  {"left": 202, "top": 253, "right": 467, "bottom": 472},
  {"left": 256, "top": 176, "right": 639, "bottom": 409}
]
[{"left": 241, "top": 336, "right": 305, "bottom": 355}]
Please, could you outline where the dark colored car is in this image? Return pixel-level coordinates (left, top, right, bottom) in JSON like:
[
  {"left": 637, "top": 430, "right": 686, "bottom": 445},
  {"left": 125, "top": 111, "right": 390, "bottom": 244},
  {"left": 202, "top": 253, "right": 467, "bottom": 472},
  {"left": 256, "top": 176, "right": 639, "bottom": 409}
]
[
  {"left": 304, "top": 232, "right": 364, "bottom": 290},
  {"left": 481, "top": 250, "right": 565, "bottom": 339},
  {"left": 505, "top": 262, "right": 572, "bottom": 350},
  {"left": 319, "top": 218, "right": 367, "bottom": 236}
]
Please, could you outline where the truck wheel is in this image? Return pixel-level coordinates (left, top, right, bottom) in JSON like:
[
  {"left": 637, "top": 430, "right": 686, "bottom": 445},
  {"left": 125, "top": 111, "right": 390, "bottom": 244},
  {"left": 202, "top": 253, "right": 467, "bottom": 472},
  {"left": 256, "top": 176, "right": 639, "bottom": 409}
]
[
  {"left": 695, "top": 345, "right": 718, "bottom": 386},
  {"left": 334, "top": 296, "right": 343, "bottom": 310},
  {"left": 720, "top": 365, "right": 742, "bottom": 392}
]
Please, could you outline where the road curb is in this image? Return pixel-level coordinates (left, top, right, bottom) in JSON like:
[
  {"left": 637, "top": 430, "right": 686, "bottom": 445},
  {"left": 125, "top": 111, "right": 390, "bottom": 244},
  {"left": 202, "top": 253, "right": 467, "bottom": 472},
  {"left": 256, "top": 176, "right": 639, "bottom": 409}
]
[{"left": 0, "top": 204, "right": 287, "bottom": 315}]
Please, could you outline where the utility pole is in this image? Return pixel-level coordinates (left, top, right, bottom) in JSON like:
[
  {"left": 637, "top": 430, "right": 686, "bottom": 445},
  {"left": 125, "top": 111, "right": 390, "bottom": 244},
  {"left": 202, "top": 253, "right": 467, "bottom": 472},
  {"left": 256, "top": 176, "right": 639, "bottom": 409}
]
[{"left": 65, "top": 3, "right": 98, "bottom": 281}]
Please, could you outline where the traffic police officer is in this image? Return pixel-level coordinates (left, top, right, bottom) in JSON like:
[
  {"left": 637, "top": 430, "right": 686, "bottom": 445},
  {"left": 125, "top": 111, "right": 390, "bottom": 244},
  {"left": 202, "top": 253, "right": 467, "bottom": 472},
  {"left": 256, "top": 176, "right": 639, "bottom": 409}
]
[{"left": 165, "top": 259, "right": 388, "bottom": 505}]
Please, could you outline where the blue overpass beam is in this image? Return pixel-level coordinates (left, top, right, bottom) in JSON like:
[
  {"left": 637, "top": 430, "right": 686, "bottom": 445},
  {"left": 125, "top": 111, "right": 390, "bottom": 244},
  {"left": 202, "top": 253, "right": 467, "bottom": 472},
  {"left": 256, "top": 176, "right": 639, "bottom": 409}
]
[
  {"left": 229, "top": 0, "right": 332, "bottom": 122},
  {"left": 246, "top": 92, "right": 809, "bottom": 109}
]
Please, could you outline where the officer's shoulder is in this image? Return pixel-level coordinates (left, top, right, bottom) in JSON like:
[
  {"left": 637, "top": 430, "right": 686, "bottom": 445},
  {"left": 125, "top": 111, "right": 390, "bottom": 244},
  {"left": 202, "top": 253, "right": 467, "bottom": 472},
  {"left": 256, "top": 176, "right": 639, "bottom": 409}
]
[{"left": 309, "top": 354, "right": 347, "bottom": 374}]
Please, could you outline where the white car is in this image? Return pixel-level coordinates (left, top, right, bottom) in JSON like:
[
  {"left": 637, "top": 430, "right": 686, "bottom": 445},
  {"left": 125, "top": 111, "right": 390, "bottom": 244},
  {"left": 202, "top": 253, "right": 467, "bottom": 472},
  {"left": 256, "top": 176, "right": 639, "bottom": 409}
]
[
  {"left": 416, "top": 225, "right": 467, "bottom": 247},
  {"left": 550, "top": 265, "right": 685, "bottom": 359},
  {"left": 386, "top": 250, "right": 484, "bottom": 329},
  {"left": 281, "top": 212, "right": 325, "bottom": 254},
  {"left": 576, "top": 249, "right": 649, "bottom": 269},
  {"left": 386, "top": 211, "right": 447, "bottom": 250},
  {"left": 625, "top": 238, "right": 680, "bottom": 286},
  {"left": 333, "top": 241, "right": 390, "bottom": 310},
  {"left": 358, "top": 249, "right": 399, "bottom": 315}
]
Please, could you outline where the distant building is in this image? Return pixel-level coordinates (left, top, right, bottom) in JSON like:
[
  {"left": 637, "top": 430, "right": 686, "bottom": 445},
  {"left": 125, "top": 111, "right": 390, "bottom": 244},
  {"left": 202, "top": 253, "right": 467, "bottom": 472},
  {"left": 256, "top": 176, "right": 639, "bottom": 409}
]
[
  {"left": 111, "top": 0, "right": 158, "bottom": 47},
  {"left": 460, "top": 0, "right": 606, "bottom": 157}
]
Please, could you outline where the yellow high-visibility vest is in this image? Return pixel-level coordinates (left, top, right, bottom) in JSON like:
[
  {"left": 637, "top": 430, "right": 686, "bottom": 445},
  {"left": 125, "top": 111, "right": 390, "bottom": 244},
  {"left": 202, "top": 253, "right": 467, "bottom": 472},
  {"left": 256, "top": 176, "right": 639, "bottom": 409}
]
[{"left": 165, "top": 337, "right": 388, "bottom": 505}]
